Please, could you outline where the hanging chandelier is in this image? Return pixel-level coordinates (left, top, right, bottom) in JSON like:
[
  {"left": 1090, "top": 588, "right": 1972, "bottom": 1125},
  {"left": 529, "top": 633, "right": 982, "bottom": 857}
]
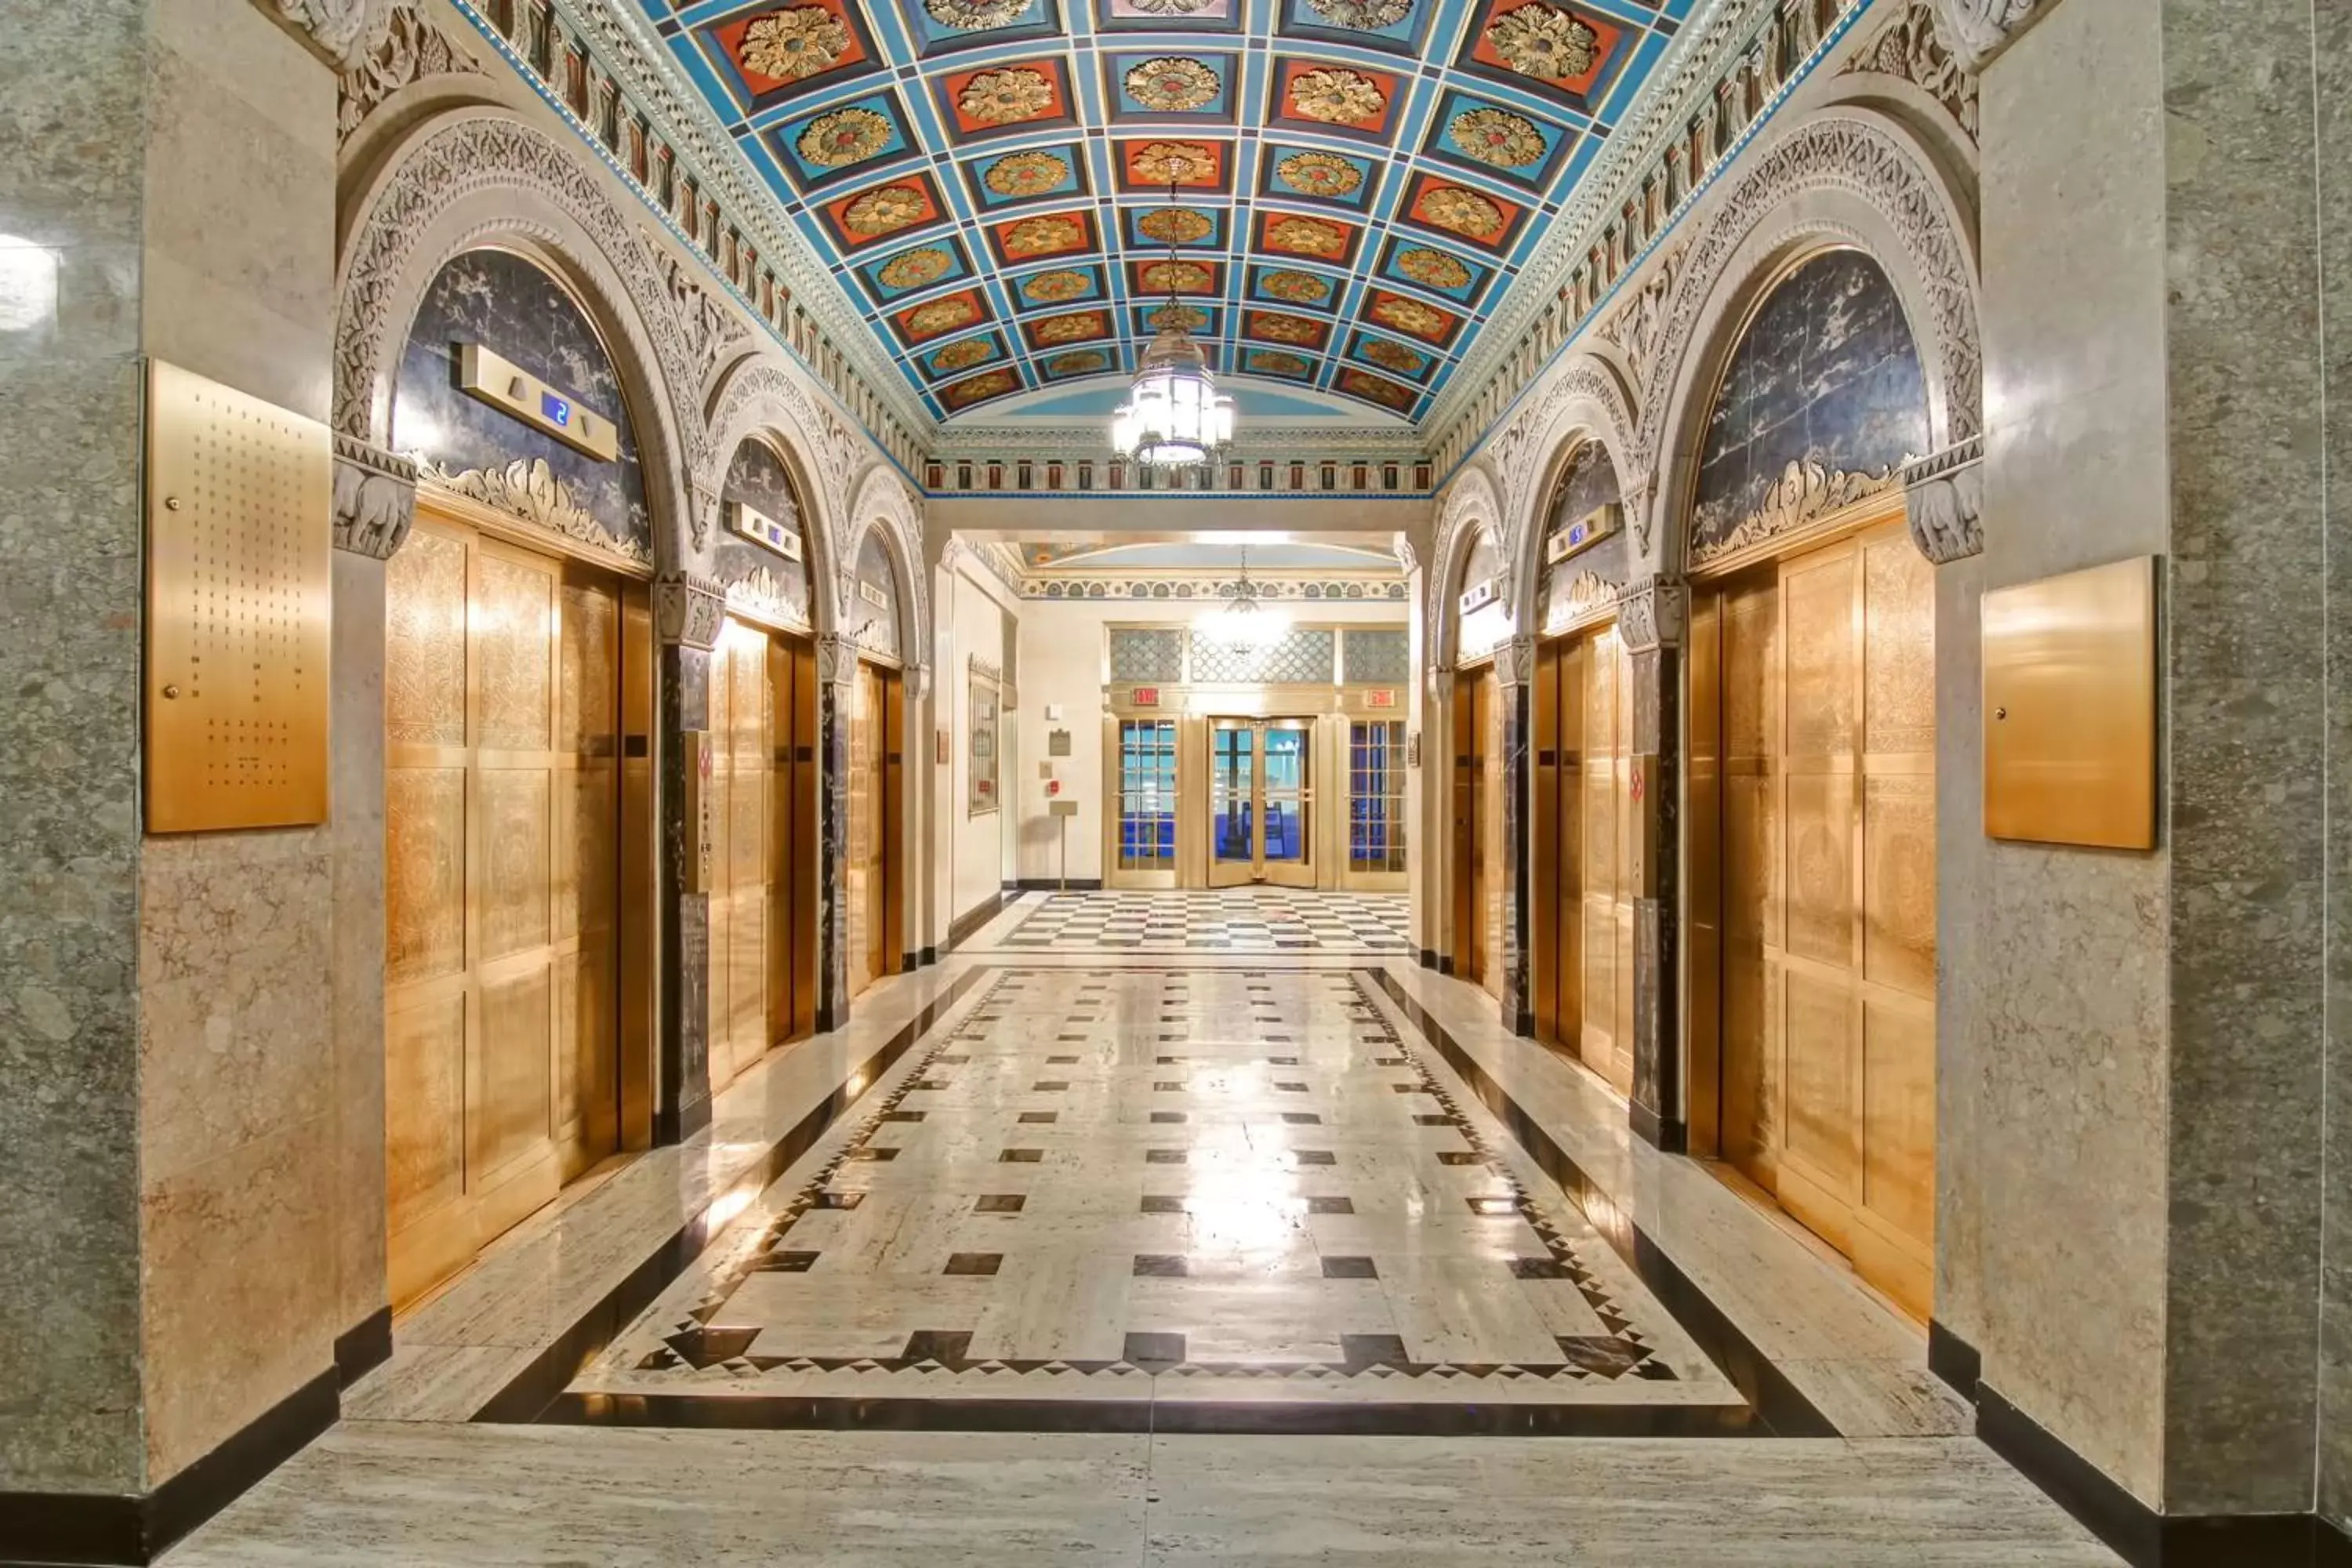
[
  {"left": 1196, "top": 546, "right": 1289, "bottom": 651},
  {"left": 1111, "top": 171, "right": 1235, "bottom": 466}
]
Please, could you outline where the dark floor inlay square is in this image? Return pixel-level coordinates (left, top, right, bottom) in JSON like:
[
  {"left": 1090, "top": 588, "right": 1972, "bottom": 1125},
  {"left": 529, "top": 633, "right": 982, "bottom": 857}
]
[
  {"left": 944, "top": 1252, "right": 1003, "bottom": 1276},
  {"left": 1018, "top": 1110, "right": 1059, "bottom": 1124},
  {"left": 1033, "top": 1080, "right": 1070, "bottom": 1091},
  {"left": 1511, "top": 1258, "right": 1570, "bottom": 1279},
  {"left": 1155, "top": 1080, "right": 1186, "bottom": 1092},
  {"left": 1000, "top": 1148, "right": 1044, "bottom": 1163},
  {"left": 755, "top": 1249, "right": 821, "bottom": 1272},
  {"left": 1267, "top": 1054, "right": 1298, "bottom": 1065},
  {"left": 1436, "top": 1151, "right": 1485, "bottom": 1166},
  {"left": 882, "top": 1110, "right": 927, "bottom": 1123},
  {"left": 1124, "top": 1331, "right": 1186, "bottom": 1368},
  {"left": 902, "top": 1330, "right": 974, "bottom": 1362},
  {"left": 913, "top": 1080, "right": 953, "bottom": 1091},
  {"left": 847, "top": 1147, "right": 900, "bottom": 1162},
  {"left": 974, "top": 1194, "right": 1026, "bottom": 1213},
  {"left": 1341, "top": 1333, "right": 1410, "bottom": 1367},
  {"left": 1275, "top": 1081, "right": 1308, "bottom": 1093},
  {"left": 1150, "top": 1110, "right": 1187, "bottom": 1124},
  {"left": 1047, "top": 1054, "right": 1080, "bottom": 1064},
  {"left": 1281, "top": 1112, "right": 1322, "bottom": 1125},
  {"left": 1466, "top": 1196, "right": 1518, "bottom": 1216},
  {"left": 1146, "top": 1149, "right": 1187, "bottom": 1165},
  {"left": 810, "top": 1191, "right": 865, "bottom": 1209},
  {"left": 1308, "top": 1196, "right": 1354, "bottom": 1214},
  {"left": 1291, "top": 1149, "right": 1337, "bottom": 1167},
  {"left": 1391, "top": 1083, "right": 1428, "bottom": 1094},
  {"left": 1133, "top": 1254, "right": 1190, "bottom": 1277},
  {"left": 1555, "top": 1335, "right": 1646, "bottom": 1376},
  {"left": 1413, "top": 1114, "right": 1452, "bottom": 1127},
  {"left": 1322, "top": 1255, "right": 1377, "bottom": 1279},
  {"left": 1140, "top": 1195, "right": 1185, "bottom": 1214},
  {"left": 1375, "top": 1058, "right": 1408, "bottom": 1067}
]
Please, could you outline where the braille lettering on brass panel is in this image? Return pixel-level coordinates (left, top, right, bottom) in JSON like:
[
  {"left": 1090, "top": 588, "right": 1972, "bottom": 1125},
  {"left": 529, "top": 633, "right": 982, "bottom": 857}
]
[
  {"left": 144, "top": 360, "right": 331, "bottom": 832},
  {"left": 1983, "top": 555, "right": 2157, "bottom": 849}
]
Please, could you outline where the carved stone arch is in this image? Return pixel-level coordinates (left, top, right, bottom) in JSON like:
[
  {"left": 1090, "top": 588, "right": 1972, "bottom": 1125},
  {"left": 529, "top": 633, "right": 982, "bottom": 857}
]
[
  {"left": 845, "top": 463, "right": 931, "bottom": 677},
  {"left": 702, "top": 354, "right": 851, "bottom": 630},
  {"left": 335, "top": 109, "right": 705, "bottom": 565},
  {"left": 1638, "top": 110, "right": 1981, "bottom": 573},
  {"left": 1497, "top": 356, "right": 1647, "bottom": 631},
  {"left": 1426, "top": 461, "right": 1505, "bottom": 670}
]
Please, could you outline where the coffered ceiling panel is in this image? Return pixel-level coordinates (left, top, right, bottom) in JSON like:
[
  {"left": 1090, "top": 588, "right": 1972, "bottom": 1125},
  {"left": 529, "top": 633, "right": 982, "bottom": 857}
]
[{"left": 632, "top": 0, "right": 1694, "bottom": 420}]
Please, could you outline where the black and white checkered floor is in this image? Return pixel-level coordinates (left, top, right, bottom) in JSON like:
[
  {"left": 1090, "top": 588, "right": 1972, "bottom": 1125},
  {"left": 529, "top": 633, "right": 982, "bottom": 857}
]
[{"left": 982, "top": 890, "right": 1412, "bottom": 953}]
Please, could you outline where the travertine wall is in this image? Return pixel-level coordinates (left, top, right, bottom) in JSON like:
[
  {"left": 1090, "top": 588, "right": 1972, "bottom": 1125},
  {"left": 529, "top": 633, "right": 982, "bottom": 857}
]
[
  {"left": 1972, "top": 0, "right": 2331, "bottom": 1516},
  {"left": 2319, "top": 1, "right": 2352, "bottom": 1535}
]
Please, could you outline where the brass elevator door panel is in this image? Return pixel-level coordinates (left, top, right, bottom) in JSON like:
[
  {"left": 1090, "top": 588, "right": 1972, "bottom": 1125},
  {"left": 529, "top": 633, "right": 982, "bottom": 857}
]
[
  {"left": 708, "top": 618, "right": 789, "bottom": 1093},
  {"left": 847, "top": 660, "right": 897, "bottom": 997},
  {"left": 384, "top": 513, "right": 622, "bottom": 1309},
  {"left": 1454, "top": 670, "right": 1495, "bottom": 990},
  {"left": 1710, "top": 516, "right": 1935, "bottom": 1319}
]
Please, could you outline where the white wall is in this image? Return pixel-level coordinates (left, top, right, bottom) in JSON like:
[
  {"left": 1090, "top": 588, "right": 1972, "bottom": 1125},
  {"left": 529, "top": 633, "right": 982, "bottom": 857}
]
[
  {"left": 1012, "top": 597, "right": 1410, "bottom": 884},
  {"left": 935, "top": 561, "right": 1018, "bottom": 931}
]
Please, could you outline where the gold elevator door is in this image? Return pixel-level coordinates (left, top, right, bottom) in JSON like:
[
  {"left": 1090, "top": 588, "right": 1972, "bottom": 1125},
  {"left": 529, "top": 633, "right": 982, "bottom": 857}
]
[
  {"left": 708, "top": 618, "right": 820, "bottom": 1091},
  {"left": 1704, "top": 514, "right": 1936, "bottom": 1318},
  {"left": 383, "top": 513, "right": 623, "bottom": 1308},
  {"left": 1532, "top": 627, "right": 1636, "bottom": 1095},
  {"left": 847, "top": 659, "right": 903, "bottom": 997}
]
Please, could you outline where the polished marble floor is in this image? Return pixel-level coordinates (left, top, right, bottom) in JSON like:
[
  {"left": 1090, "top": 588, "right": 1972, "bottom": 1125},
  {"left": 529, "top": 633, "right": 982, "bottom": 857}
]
[
  {"left": 978, "top": 888, "right": 1413, "bottom": 952},
  {"left": 166, "top": 895, "right": 2119, "bottom": 1564}
]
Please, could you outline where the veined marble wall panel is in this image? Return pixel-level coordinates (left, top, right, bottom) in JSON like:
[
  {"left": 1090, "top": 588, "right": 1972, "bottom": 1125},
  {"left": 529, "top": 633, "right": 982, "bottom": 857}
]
[
  {"left": 2321, "top": 0, "right": 2352, "bottom": 1533},
  {"left": 330, "top": 552, "right": 391, "bottom": 1341},
  {"left": 2151, "top": 0, "right": 2325, "bottom": 1516},
  {"left": 1973, "top": 0, "right": 2172, "bottom": 1508},
  {"left": 713, "top": 439, "right": 815, "bottom": 630}
]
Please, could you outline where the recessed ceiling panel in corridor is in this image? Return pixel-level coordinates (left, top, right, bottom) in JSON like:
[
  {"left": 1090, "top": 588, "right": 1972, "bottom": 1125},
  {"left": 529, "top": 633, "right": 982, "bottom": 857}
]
[{"left": 630, "top": 0, "right": 1690, "bottom": 419}]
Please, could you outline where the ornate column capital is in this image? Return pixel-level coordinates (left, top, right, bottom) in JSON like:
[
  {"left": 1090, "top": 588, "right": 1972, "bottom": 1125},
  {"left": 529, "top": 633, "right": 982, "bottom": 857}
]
[
  {"left": 260, "top": 0, "right": 400, "bottom": 71},
  {"left": 687, "top": 477, "right": 724, "bottom": 556},
  {"left": 815, "top": 636, "right": 862, "bottom": 687},
  {"left": 1902, "top": 436, "right": 1985, "bottom": 565},
  {"left": 1493, "top": 635, "right": 1538, "bottom": 690},
  {"left": 1617, "top": 574, "right": 1689, "bottom": 653},
  {"left": 654, "top": 569, "right": 726, "bottom": 651},
  {"left": 1929, "top": 0, "right": 2056, "bottom": 73},
  {"left": 331, "top": 433, "right": 416, "bottom": 560}
]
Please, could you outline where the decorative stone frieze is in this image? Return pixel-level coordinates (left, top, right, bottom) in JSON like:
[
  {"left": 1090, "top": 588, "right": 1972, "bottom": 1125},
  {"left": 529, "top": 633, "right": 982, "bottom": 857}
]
[
  {"left": 264, "top": 0, "right": 399, "bottom": 71},
  {"left": 1617, "top": 575, "right": 1690, "bottom": 653},
  {"left": 334, "top": 0, "right": 484, "bottom": 142},
  {"left": 654, "top": 568, "right": 726, "bottom": 650},
  {"left": 1493, "top": 635, "right": 1539, "bottom": 690},
  {"left": 815, "top": 635, "right": 861, "bottom": 688},
  {"left": 331, "top": 433, "right": 417, "bottom": 560},
  {"left": 1902, "top": 435, "right": 1984, "bottom": 564},
  {"left": 1927, "top": 0, "right": 2054, "bottom": 74},
  {"left": 1840, "top": 0, "right": 1977, "bottom": 142}
]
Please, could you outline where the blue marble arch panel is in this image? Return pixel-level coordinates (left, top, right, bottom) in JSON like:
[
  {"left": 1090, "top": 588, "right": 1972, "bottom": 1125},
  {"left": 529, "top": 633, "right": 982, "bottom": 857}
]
[
  {"left": 1546, "top": 435, "right": 1621, "bottom": 530},
  {"left": 1690, "top": 249, "right": 1929, "bottom": 555},
  {"left": 713, "top": 437, "right": 815, "bottom": 627},
  {"left": 391, "top": 247, "right": 652, "bottom": 558},
  {"left": 851, "top": 528, "right": 903, "bottom": 658}
]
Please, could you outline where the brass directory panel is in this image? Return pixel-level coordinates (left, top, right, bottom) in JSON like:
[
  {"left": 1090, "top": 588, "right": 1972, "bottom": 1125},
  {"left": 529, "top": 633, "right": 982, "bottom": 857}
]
[
  {"left": 144, "top": 360, "right": 332, "bottom": 832},
  {"left": 1983, "top": 555, "right": 2157, "bottom": 849}
]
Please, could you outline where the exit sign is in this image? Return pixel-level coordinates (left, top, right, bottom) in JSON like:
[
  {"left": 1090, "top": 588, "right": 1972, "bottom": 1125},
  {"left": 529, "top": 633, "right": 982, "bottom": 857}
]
[
  {"left": 1365, "top": 688, "right": 1396, "bottom": 708},
  {"left": 1131, "top": 687, "right": 1160, "bottom": 706}
]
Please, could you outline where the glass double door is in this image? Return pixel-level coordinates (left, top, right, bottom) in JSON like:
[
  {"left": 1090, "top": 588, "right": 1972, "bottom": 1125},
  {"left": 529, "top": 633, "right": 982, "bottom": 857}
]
[{"left": 1208, "top": 717, "right": 1314, "bottom": 887}]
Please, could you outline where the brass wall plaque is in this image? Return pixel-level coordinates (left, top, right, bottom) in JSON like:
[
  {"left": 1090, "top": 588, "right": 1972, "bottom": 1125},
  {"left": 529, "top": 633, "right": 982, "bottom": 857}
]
[
  {"left": 1983, "top": 554, "right": 2158, "bottom": 849},
  {"left": 144, "top": 360, "right": 332, "bottom": 833}
]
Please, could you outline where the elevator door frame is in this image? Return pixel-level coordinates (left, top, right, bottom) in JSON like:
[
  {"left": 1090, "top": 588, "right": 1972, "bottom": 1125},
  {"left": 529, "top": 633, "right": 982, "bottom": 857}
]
[
  {"left": 848, "top": 655, "right": 906, "bottom": 996},
  {"left": 1531, "top": 620, "right": 1637, "bottom": 1093},
  {"left": 1684, "top": 497, "right": 1936, "bottom": 1319},
  {"left": 383, "top": 497, "right": 654, "bottom": 1309},
  {"left": 1450, "top": 664, "right": 1496, "bottom": 989},
  {"left": 1206, "top": 716, "right": 1317, "bottom": 888},
  {"left": 707, "top": 615, "right": 820, "bottom": 1092}
]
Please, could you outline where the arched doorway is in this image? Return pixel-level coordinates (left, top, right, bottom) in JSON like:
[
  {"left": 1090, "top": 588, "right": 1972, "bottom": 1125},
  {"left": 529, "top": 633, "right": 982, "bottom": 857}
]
[
  {"left": 380, "top": 245, "right": 659, "bottom": 1305},
  {"left": 845, "top": 528, "right": 908, "bottom": 997},
  {"left": 1447, "top": 525, "right": 1510, "bottom": 998},
  {"left": 705, "top": 437, "right": 822, "bottom": 1091},
  {"left": 1529, "top": 439, "right": 1636, "bottom": 1094},
  {"left": 1681, "top": 247, "right": 1938, "bottom": 1316}
]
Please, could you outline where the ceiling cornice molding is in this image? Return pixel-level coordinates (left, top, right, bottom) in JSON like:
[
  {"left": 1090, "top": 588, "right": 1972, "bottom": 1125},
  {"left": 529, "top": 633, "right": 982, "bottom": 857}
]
[
  {"left": 1420, "top": 0, "right": 1773, "bottom": 439},
  {"left": 927, "top": 424, "right": 1422, "bottom": 457},
  {"left": 546, "top": 0, "right": 935, "bottom": 438}
]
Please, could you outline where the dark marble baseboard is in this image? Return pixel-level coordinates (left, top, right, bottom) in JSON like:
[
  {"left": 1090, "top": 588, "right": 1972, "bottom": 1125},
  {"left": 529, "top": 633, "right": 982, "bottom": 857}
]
[
  {"left": 1926, "top": 1319, "right": 1980, "bottom": 1403},
  {"left": 1419, "top": 948, "right": 1438, "bottom": 970},
  {"left": 654, "top": 1091, "right": 713, "bottom": 1148},
  {"left": 333, "top": 1307, "right": 393, "bottom": 1388},
  {"left": 1008, "top": 877, "right": 1103, "bottom": 892},
  {"left": 946, "top": 891, "right": 1004, "bottom": 950},
  {"left": 1513, "top": 1007, "right": 1535, "bottom": 1039},
  {"left": 0, "top": 1366, "right": 339, "bottom": 1566},
  {"left": 1627, "top": 1102, "right": 1686, "bottom": 1154},
  {"left": 1980, "top": 1384, "right": 2350, "bottom": 1566},
  {"left": 919, "top": 946, "right": 938, "bottom": 967}
]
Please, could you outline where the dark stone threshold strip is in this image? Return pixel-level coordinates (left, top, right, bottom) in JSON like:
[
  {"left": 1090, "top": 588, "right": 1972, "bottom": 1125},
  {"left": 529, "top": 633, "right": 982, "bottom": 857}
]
[
  {"left": 473, "top": 967, "right": 991, "bottom": 1425},
  {"left": 537, "top": 1392, "right": 1757, "bottom": 1439},
  {"left": 1366, "top": 968, "right": 1837, "bottom": 1439}
]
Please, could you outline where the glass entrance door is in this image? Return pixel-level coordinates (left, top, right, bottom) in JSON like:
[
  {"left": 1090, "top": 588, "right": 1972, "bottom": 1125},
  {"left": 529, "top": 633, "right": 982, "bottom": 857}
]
[{"left": 1207, "top": 718, "right": 1315, "bottom": 887}]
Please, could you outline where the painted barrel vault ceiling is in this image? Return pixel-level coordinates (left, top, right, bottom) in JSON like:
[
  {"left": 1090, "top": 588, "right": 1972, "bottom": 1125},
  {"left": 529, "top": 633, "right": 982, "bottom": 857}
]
[{"left": 622, "top": 0, "right": 1696, "bottom": 422}]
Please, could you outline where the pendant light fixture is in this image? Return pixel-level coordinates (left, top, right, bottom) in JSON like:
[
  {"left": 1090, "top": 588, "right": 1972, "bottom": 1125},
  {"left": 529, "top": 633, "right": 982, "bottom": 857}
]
[
  {"left": 1111, "top": 166, "right": 1236, "bottom": 467},
  {"left": 1195, "top": 545, "right": 1289, "bottom": 651}
]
